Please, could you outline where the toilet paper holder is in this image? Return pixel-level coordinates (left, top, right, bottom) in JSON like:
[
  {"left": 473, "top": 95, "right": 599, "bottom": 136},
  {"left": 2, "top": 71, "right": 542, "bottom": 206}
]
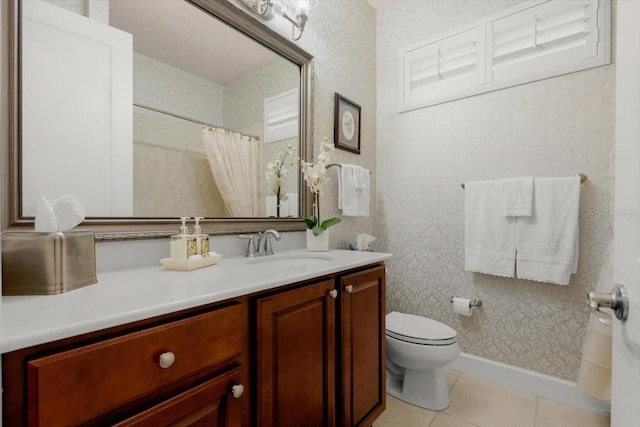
[{"left": 449, "top": 296, "right": 483, "bottom": 308}]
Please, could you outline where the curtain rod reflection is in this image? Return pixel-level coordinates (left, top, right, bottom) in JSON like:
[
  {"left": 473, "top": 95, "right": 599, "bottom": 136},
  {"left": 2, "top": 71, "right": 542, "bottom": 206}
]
[{"left": 133, "top": 103, "right": 261, "bottom": 140}]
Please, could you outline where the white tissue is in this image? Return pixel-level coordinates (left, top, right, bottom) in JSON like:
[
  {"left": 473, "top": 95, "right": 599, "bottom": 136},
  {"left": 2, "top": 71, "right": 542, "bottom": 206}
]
[
  {"left": 34, "top": 195, "right": 86, "bottom": 232},
  {"left": 357, "top": 233, "right": 376, "bottom": 251},
  {"left": 453, "top": 297, "right": 472, "bottom": 316}
]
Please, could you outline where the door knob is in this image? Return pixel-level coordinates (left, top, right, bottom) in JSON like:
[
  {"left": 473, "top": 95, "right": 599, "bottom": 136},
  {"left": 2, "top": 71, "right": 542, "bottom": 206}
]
[
  {"left": 345, "top": 285, "right": 354, "bottom": 293},
  {"left": 587, "top": 283, "right": 629, "bottom": 325},
  {"left": 329, "top": 289, "right": 338, "bottom": 299}
]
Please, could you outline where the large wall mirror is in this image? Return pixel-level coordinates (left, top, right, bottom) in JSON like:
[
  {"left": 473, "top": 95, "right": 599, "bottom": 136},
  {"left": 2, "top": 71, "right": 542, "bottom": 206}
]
[{"left": 2, "top": 0, "right": 313, "bottom": 239}]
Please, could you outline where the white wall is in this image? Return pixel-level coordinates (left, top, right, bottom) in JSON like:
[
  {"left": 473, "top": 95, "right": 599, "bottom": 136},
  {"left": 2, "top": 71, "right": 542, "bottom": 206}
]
[
  {"left": 133, "top": 52, "right": 224, "bottom": 125},
  {"left": 376, "top": 0, "right": 616, "bottom": 381}
]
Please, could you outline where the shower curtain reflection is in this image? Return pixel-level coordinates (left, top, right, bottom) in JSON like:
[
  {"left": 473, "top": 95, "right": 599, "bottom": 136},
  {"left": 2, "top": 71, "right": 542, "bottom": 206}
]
[{"left": 202, "top": 127, "right": 264, "bottom": 217}]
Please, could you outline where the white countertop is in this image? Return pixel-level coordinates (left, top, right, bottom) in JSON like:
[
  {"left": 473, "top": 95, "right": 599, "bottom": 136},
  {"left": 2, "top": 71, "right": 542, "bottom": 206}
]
[{"left": 1, "top": 249, "right": 391, "bottom": 353}]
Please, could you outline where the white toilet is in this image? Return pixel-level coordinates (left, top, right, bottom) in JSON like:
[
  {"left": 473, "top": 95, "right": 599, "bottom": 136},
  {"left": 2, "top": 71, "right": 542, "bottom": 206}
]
[{"left": 385, "top": 311, "right": 460, "bottom": 410}]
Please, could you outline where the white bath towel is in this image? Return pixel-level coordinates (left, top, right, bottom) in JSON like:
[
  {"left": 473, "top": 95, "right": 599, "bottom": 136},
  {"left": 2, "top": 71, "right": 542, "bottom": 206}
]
[
  {"left": 500, "top": 177, "right": 533, "bottom": 217},
  {"left": 516, "top": 176, "right": 580, "bottom": 285},
  {"left": 338, "top": 164, "right": 370, "bottom": 217},
  {"left": 464, "top": 180, "right": 517, "bottom": 277}
]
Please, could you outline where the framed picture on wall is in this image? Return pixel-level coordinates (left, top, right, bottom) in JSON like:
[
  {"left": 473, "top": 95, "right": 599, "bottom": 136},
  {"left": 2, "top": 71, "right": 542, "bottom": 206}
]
[{"left": 334, "top": 93, "right": 361, "bottom": 154}]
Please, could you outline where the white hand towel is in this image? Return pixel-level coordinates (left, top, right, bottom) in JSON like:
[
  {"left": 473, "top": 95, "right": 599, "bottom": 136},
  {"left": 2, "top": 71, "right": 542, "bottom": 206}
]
[
  {"left": 464, "top": 180, "right": 517, "bottom": 277},
  {"left": 338, "top": 164, "right": 370, "bottom": 217},
  {"left": 500, "top": 177, "right": 533, "bottom": 216},
  {"left": 516, "top": 176, "right": 580, "bottom": 285},
  {"left": 353, "top": 166, "right": 367, "bottom": 189}
]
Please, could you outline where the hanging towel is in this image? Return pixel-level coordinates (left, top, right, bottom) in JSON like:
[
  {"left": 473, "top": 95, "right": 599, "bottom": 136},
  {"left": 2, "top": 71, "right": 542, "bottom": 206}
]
[
  {"left": 353, "top": 166, "right": 367, "bottom": 189},
  {"left": 516, "top": 176, "right": 580, "bottom": 285},
  {"left": 338, "top": 164, "right": 370, "bottom": 217},
  {"left": 500, "top": 177, "right": 534, "bottom": 217},
  {"left": 464, "top": 180, "right": 517, "bottom": 277}
]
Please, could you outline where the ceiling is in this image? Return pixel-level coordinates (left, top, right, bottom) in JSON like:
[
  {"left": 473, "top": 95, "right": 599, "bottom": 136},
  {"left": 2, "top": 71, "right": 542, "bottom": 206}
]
[{"left": 109, "top": 0, "right": 283, "bottom": 86}]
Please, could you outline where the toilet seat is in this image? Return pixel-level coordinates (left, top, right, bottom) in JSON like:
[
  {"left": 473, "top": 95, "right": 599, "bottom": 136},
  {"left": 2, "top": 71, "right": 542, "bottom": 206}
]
[{"left": 386, "top": 311, "right": 457, "bottom": 346}]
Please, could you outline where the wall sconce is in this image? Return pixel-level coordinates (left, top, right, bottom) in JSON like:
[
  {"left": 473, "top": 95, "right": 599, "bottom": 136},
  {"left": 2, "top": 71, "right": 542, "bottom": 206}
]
[{"left": 238, "top": 0, "right": 317, "bottom": 41}]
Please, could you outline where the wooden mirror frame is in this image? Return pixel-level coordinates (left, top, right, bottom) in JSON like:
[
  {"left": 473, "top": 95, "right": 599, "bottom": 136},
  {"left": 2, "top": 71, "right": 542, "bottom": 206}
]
[{"left": 1, "top": 0, "right": 313, "bottom": 240}]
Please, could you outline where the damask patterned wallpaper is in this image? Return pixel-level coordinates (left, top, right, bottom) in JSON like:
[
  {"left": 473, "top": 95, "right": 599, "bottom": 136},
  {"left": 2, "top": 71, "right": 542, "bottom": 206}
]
[
  {"left": 376, "top": 0, "right": 616, "bottom": 381},
  {"left": 230, "top": 0, "right": 379, "bottom": 248}
]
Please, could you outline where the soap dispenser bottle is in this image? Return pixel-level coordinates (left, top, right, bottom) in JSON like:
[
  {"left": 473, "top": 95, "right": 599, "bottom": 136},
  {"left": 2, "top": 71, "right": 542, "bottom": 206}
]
[
  {"left": 170, "top": 216, "right": 191, "bottom": 261},
  {"left": 193, "top": 216, "right": 210, "bottom": 256}
]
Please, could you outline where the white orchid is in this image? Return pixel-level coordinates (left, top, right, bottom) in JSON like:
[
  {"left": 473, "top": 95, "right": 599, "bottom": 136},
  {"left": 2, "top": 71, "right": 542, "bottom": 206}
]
[
  {"left": 266, "top": 144, "right": 297, "bottom": 216},
  {"left": 299, "top": 137, "right": 341, "bottom": 235},
  {"left": 300, "top": 137, "right": 335, "bottom": 194}
]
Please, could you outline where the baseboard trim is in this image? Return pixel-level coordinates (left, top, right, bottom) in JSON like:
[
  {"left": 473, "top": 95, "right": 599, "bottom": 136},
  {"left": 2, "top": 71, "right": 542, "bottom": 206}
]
[{"left": 448, "top": 353, "right": 611, "bottom": 417}]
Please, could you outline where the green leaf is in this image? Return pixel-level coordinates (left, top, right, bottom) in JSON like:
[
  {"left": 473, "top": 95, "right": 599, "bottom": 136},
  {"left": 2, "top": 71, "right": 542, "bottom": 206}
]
[
  {"left": 320, "top": 217, "right": 341, "bottom": 229},
  {"left": 304, "top": 215, "right": 317, "bottom": 229},
  {"left": 312, "top": 226, "right": 325, "bottom": 236}
]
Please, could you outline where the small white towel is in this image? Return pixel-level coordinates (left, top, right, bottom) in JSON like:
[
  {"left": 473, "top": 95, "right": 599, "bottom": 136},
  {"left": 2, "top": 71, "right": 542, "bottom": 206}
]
[
  {"left": 516, "top": 176, "right": 580, "bottom": 285},
  {"left": 338, "top": 164, "right": 370, "bottom": 217},
  {"left": 500, "top": 177, "right": 533, "bottom": 217},
  {"left": 464, "top": 180, "right": 517, "bottom": 277}
]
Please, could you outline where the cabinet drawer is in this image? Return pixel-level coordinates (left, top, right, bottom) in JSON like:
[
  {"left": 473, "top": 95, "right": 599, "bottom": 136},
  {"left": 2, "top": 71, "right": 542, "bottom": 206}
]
[
  {"left": 27, "top": 303, "right": 243, "bottom": 426},
  {"left": 114, "top": 366, "right": 244, "bottom": 427}
]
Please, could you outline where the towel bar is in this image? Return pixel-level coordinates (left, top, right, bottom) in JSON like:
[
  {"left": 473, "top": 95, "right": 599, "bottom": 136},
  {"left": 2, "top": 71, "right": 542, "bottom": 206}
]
[
  {"left": 461, "top": 174, "right": 587, "bottom": 189},
  {"left": 328, "top": 163, "right": 372, "bottom": 174}
]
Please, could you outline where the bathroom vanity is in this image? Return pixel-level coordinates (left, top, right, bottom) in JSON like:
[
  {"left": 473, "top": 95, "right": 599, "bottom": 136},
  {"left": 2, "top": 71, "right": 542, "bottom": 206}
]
[{"left": 1, "top": 249, "right": 390, "bottom": 426}]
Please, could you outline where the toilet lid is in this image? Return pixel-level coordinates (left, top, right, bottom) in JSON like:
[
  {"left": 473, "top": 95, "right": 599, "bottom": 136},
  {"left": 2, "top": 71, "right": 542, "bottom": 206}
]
[{"left": 386, "top": 311, "right": 457, "bottom": 345}]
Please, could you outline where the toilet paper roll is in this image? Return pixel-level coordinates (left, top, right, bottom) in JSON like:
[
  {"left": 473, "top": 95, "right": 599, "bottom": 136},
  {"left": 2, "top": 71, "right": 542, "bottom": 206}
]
[{"left": 453, "top": 297, "right": 472, "bottom": 316}]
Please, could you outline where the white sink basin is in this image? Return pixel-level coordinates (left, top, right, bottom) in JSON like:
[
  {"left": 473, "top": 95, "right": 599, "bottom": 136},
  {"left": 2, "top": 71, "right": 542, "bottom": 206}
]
[{"left": 247, "top": 253, "right": 334, "bottom": 268}]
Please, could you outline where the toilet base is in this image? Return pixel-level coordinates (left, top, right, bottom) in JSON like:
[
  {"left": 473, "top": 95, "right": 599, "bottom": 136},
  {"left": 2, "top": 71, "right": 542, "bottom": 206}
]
[{"left": 386, "top": 367, "right": 450, "bottom": 411}]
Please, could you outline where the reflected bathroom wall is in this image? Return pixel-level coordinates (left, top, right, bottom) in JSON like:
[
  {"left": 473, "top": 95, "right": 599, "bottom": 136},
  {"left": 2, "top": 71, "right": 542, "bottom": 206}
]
[
  {"left": 224, "top": 59, "right": 300, "bottom": 217},
  {"left": 132, "top": 111, "right": 228, "bottom": 217}
]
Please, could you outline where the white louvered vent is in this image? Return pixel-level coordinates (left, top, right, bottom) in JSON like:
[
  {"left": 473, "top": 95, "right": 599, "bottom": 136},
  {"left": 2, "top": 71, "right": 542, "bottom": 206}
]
[
  {"left": 399, "top": 0, "right": 609, "bottom": 113},
  {"left": 403, "top": 27, "right": 484, "bottom": 107},
  {"left": 263, "top": 88, "right": 299, "bottom": 143},
  {"left": 489, "top": 0, "right": 600, "bottom": 83}
]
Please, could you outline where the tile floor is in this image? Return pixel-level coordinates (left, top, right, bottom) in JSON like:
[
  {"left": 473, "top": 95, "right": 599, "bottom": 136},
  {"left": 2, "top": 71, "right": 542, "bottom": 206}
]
[{"left": 374, "top": 371, "right": 610, "bottom": 427}]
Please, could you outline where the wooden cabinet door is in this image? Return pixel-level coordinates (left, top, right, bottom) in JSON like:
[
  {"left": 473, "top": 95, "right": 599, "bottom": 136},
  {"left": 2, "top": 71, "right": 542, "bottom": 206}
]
[
  {"left": 114, "top": 367, "right": 244, "bottom": 427},
  {"left": 256, "top": 279, "right": 336, "bottom": 427},
  {"left": 339, "top": 266, "right": 386, "bottom": 427}
]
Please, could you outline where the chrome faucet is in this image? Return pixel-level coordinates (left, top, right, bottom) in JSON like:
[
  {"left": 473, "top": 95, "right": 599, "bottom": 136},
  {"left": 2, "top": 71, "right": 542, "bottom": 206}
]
[
  {"left": 258, "top": 229, "right": 281, "bottom": 256},
  {"left": 238, "top": 229, "right": 281, "bottom": 257}
]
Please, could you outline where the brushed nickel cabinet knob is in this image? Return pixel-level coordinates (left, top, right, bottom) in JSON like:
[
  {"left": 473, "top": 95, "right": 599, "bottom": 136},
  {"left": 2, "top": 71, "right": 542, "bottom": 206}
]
[
  {"left": 158, "top": 351, "right": 176, "bottom": 369},
  {"left": 231, "top": 384, "right": 245, "bottom": 398}
]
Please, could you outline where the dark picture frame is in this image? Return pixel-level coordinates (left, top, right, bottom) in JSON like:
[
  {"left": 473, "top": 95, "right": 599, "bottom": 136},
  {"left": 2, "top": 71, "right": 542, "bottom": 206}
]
[{"left": 334, "top": 93, "right": 361, "bottom": 154}]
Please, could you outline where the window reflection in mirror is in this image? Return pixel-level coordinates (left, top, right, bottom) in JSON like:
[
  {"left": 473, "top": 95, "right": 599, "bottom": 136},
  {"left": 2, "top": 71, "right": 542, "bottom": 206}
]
[{"left": 20, "top": 0, "right": 301, "bottom": 219}]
